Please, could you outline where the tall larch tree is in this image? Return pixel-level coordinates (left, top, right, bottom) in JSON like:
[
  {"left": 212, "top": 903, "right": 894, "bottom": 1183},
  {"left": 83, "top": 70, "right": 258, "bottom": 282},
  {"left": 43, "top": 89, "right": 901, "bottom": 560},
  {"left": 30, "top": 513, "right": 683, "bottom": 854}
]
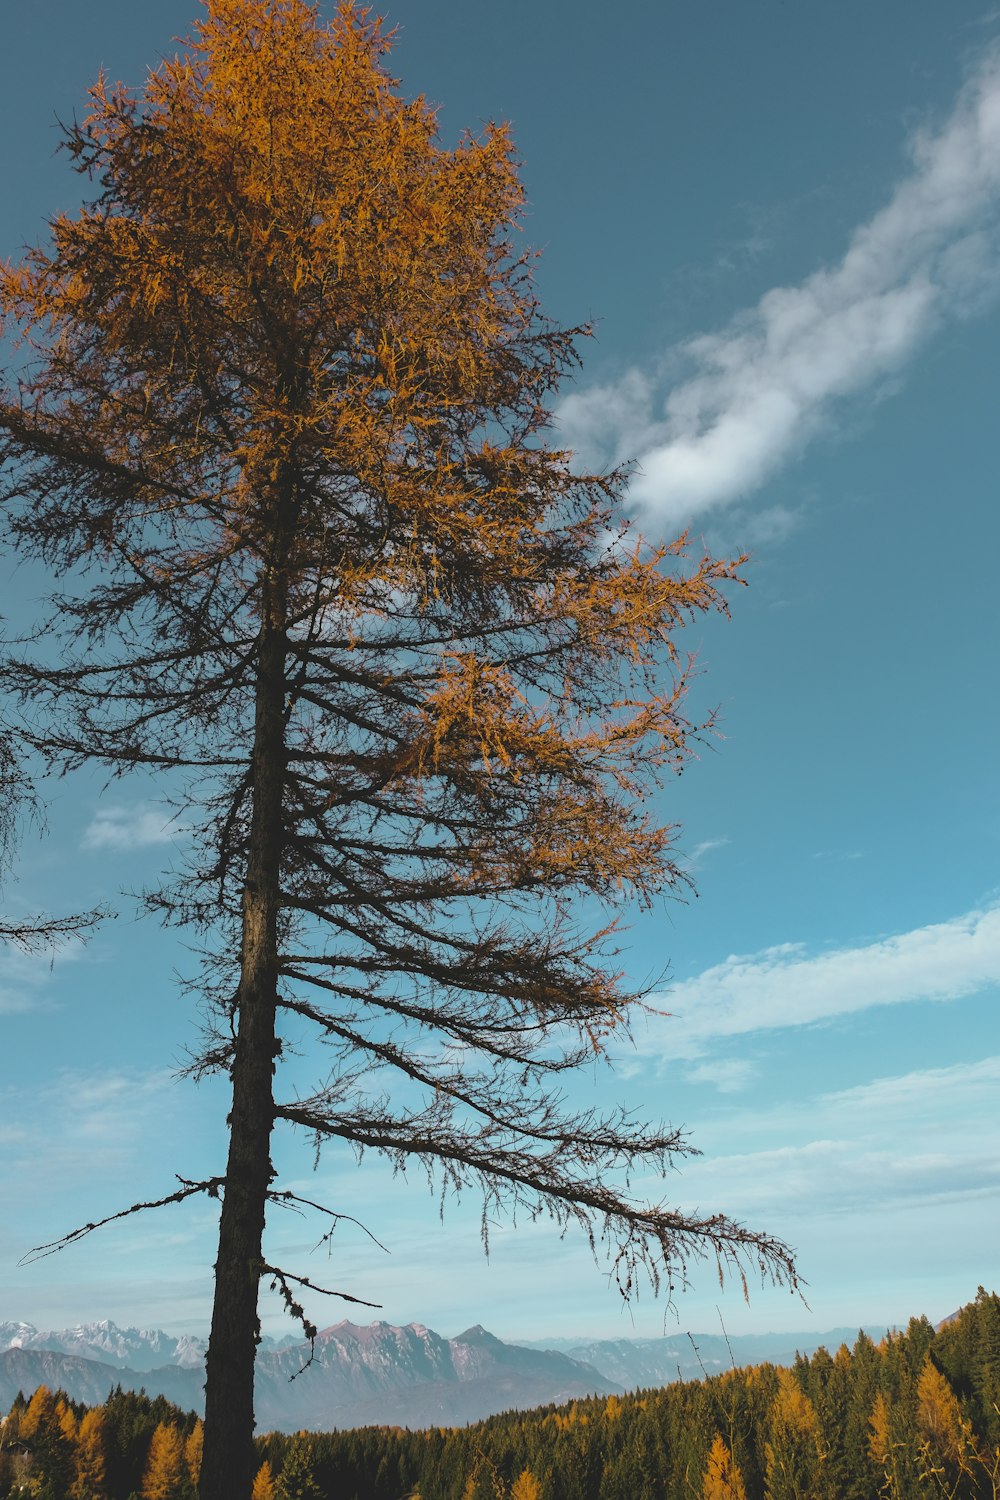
[
  {"left": 510, "top": 1468, "right": 543, "bottom": 1500},
  {"left": 18, "top": 1384, "right": 74, "bottom": 1498},
  {"left": 915, "top": 1357, "right": 973, "bottom": 1494},
  {"left": 0, "top": 2, "right": 798, "bottom": 1495}
]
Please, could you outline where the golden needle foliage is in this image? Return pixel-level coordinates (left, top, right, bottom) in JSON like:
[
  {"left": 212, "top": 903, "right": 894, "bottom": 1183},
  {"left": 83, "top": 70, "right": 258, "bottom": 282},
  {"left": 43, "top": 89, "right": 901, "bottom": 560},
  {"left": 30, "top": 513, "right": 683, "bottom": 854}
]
[
  {"left": 251, "top": 1460, "right": 277, "bottom": 1500},
  {"left": 71, "top": 1407, "right": 108, "bottom": 1500},
  {"left": 141, "top": 1422, "right": 187, "bottom": 1500},
  {"left": 702, "top": 1433, "right": 748, "bottom": 1500}
]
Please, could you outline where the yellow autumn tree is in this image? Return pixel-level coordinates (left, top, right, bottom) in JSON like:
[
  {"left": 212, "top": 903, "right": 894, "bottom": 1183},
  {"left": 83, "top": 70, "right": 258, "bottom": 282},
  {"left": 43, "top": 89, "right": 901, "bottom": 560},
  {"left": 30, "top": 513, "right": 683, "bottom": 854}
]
[
  {"left": 18, "top": 1385, "right": 73, "bottom": 1493},
  {"left": 71, "top": 1406, "right": 108, "bottom": 1500},
  {"left": 251, "top": 1460, "right": 277, "bottom": 1500},
  {"left": 764, "top": 1369, "right": 825, "bottom": 1500},
  {"left": 510, "top": 1469, "right": 543, "bottom": 1500},
  {"left": 869, "top": 1390, "right": 893, "bottom": 1469},
  {"left": 56, "top": 1397, "right": 78, "bottom": 1447},
  {"left": 141, "top": 1422, "right": 187, "bottom": 1500},
  {"left": 184, "top": 1420, "right": 203, "bottom": 1490},
  {"left": 19, "top": 1386, "right": 58, "bottom": 1443},
  {"left": 916, "top": 1358, "right": 967, "bottom": 1464},
  {"left": 914, "top": 1356, "right": 977, "bottom": 1495},
  {"left": 0, "top": 3, "right": 797, "bottom": 1496},
  {"left": 702, "top": 1433, "right": 748, "bottom": 1500}
]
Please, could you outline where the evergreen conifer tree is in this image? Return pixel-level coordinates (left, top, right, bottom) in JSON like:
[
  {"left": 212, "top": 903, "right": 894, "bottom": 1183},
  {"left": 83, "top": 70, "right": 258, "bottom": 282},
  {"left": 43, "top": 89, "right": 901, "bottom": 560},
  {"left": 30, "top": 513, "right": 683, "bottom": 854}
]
[{"left": 273, "top": 1437, "right": 321, "bottom": 1500}]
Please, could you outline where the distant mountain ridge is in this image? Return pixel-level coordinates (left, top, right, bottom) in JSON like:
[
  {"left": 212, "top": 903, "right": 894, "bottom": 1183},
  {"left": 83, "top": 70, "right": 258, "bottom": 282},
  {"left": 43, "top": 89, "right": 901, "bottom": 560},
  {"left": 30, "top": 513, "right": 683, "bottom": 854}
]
[
  {"left": 0, "top": 1317, "right": 619, "bottom": 1432},
  {"left": 524, "top": 1326, "right": 887, "bottom": 1390},
  {"left": 0, "top": 1346, "right": 202, "bottom": 1413},
  {"left": 0, "top": 1319, "right": 208, "bottom": 1372},
  {"left": 0, "top": 1319, "right": 298, "bottom": 1371}
]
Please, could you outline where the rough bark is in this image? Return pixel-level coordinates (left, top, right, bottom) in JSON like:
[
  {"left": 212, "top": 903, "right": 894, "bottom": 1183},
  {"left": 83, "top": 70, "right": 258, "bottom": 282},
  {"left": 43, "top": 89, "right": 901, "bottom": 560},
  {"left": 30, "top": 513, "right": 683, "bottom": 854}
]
[{"left": 200, "top": 584, "right": 286, "bottom": 1500}]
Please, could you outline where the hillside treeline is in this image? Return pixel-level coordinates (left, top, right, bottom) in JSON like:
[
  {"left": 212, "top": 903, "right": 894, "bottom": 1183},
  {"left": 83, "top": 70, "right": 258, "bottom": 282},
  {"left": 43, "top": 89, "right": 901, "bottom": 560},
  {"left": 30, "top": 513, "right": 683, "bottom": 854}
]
[{"left": 3, "top": 1289, "right": 999, "bottom": 1499}]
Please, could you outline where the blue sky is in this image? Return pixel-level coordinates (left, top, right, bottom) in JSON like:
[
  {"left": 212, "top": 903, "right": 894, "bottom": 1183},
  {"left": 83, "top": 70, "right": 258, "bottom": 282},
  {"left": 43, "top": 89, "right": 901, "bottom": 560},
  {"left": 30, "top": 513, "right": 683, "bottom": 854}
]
[{"left": 2, "top": 1, "right": 999, "bottom": 1346}]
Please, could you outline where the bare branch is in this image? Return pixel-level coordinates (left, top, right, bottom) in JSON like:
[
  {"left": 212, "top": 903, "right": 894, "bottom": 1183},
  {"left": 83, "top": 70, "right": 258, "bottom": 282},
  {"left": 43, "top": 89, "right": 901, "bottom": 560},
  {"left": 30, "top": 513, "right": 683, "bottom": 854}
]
[
  {"left": 19, "top": 1176, "right": 225, "bottom": 1264},
  {"left": 261, "top": 1263, "right": 382, "bottom": 1380}
]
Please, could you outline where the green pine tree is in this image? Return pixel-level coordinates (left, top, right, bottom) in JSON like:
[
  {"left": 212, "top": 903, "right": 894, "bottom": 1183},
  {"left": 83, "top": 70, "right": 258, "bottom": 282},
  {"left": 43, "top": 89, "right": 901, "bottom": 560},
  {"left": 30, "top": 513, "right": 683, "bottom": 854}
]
[{"left": 274, "top": 1437, "right": 321, "bottom": 1500}]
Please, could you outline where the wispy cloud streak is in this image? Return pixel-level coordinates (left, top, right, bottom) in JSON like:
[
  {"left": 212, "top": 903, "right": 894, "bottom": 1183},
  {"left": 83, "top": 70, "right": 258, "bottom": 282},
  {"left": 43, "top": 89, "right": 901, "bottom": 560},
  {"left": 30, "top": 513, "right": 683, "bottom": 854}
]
[
  {"left": 0, "top": 939, "right": 85, "bottom": 1015},
  {"left": 559, "top": 48, "right": 1000, "bottom": 526},
  {"left": 82, "top": 804, "right": 186, "bottom": 852},
  {"left": 643, "top": 902, "right": 1000, "bottom": 1057},
  {"left": 676, "top": 1056, "right": 1000, "bottom": 1223}
]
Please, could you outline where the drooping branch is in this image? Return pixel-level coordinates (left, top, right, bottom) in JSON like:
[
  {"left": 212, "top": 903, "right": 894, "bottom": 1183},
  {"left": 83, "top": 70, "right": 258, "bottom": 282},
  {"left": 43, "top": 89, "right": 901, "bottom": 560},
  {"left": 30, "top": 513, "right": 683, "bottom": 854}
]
[
  {"left": 266, "top": 1187, "right": 391, "bottom": 1255},
  {"left": 275, "top": 1100, "right": 799, "bottom": 1301},
  {"left": 261, "top": 1263, "right": 381, "bottom": 1361},
  {"left": 0, "top": 721, "right": 108, "bottom": 948}
]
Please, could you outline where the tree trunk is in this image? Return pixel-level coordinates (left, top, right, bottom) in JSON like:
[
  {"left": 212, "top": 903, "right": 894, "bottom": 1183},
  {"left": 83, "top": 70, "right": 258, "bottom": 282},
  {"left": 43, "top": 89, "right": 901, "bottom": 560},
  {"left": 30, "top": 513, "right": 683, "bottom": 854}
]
[{"left": 200, "top": 585, "right": 287, "bottom": 1500}]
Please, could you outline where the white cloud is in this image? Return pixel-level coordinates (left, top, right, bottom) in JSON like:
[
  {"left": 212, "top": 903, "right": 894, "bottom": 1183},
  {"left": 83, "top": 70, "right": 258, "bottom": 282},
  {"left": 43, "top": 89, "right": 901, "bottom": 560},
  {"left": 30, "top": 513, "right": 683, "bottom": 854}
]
[
  {"left": 673, "top": 1058, "right": 1000, "bottom": 1221},
  {"left": 0, "top": 1066, "right": 203, "bottom": 1264},
  {"left": 82, "top": 804, "right": 186, "bottom": 852},
  {"left": 0, "top": 938, "right": 86, "bottom": 1014},
  {"left": 643, "top": 902, "right": 1000, "bottom": 1058},
  {"left": 1, "top": 1068, "right": 175, "bottom": 1164},
  {"left": 256, "top": 1058, "right": 1000, "bottom": 1337},
  {"left": 684, "top": 1137, "right": 1000, "bottom": 1218},
  {"left": 821, "top": 1054, "right": 1000, "bottom": 1116},
  {"left": 685, "top": 1057, "right": 756, "bottom": 1093},
  {"left": 686, "top": 837, "right": 731, "bottom": 869},
  {"left": 558, "top": 47, "right": 1000, "bottom": 527}
]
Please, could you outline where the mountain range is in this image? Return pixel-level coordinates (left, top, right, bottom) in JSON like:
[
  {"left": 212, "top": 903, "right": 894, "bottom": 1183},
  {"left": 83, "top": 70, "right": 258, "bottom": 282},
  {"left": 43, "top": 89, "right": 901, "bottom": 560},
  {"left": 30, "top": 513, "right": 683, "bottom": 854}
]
[
  {"left": 522, "top": 1327, "right": 884, "bottom": 1389},
  {"left": 0, "top": 1316, "right": 884, "bottom": 1432},
  {"left": 0, "top": 1318, "right": 617, "bottom": 1431}
]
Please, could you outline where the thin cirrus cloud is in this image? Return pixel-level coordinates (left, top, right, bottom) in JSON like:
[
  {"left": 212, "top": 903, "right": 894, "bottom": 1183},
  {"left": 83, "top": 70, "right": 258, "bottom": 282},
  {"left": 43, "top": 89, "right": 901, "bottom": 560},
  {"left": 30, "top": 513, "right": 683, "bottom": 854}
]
[
  {"left": 683, "top": 1137, "right": 1000, "bottom": 1219},
  {"left": 0, "top": 1068, "right": 188, "bottom": 1214},
  {"left": 685, "top": 837, "right": 731, "bottom": 869},
  {"left": 82, "top": 804, "right": 187, "bottom": 853},
  {"left": 642, "top": 901, "right": 1000, "bottom": 1059},
  {"left": 558, "top": 47, "right": 1000, "bottom": 528},
  {"left": 0, "top": 938, "right": 84, "bottom": 1015},
  {"left": 821, "top": 1054, "right": 1000, "bottom": 1116},
  {"left": 684, "top": 1057, "right": 756, "bottom": 1094},
  {"left": 678, "top": 1057, "right": 1000, "bottom": 1224}
]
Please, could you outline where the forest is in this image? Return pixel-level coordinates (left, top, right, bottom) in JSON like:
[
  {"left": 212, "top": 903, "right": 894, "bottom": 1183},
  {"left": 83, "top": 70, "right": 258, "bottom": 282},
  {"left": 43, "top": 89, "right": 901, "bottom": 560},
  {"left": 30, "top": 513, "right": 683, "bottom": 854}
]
[{"left": 2, "top": 1288, "right": 999, "bottom": 1499}]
